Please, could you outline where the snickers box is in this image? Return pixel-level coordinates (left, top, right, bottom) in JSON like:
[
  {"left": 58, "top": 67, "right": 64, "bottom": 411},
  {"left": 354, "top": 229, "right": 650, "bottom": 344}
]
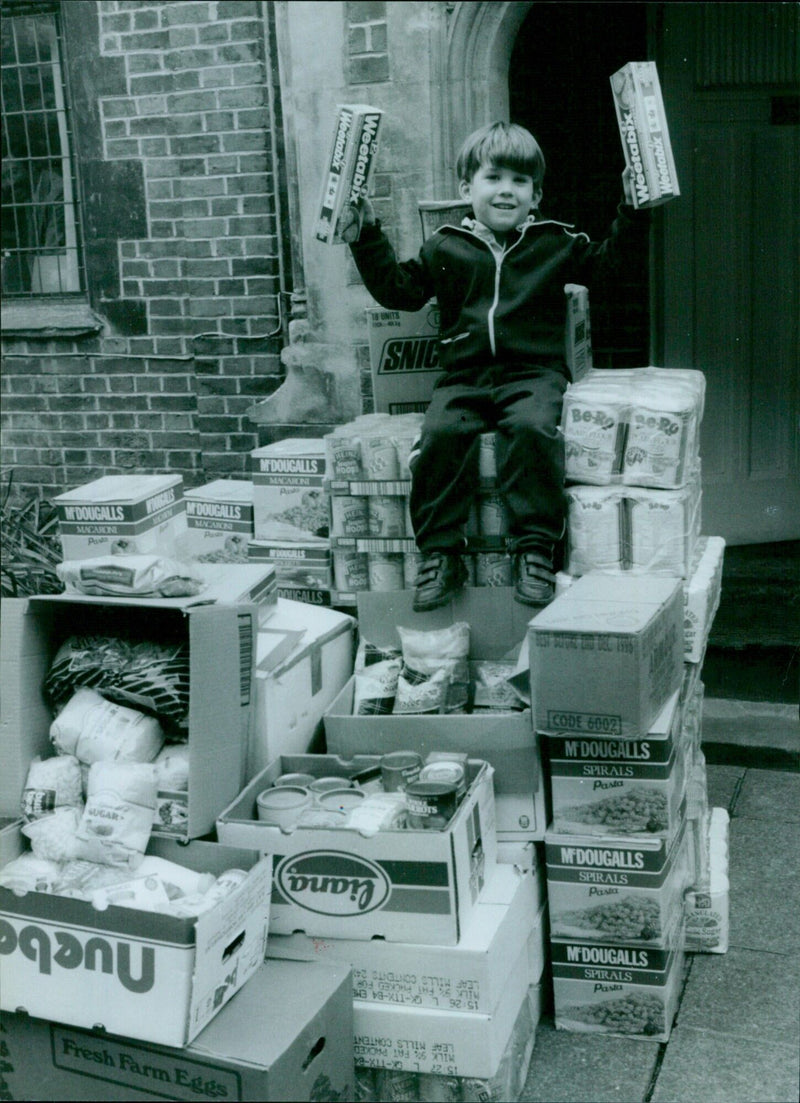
[
  {"left": 315, "top": 104, "right": 383, "bottom": 245},
  {"left": 366, "top": 304, "right": 443, "bottom": 414},
  {"left": 610, "top": 61, "right": 679, "bottom": 209}
]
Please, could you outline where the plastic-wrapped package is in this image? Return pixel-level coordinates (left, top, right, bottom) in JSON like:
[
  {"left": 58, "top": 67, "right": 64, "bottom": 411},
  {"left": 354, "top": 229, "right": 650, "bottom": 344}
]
[
  {"left": 392, "top": 665, "right": 452, "bottom": 715},
  {"left": 50, "top": 687, "right": 165, "bottom": 765},
  {"left": 21, "top": 806, "right": 83, "bottom": 863},
  {"left": 21, "top": 754, "right": 83, "bottom": 822},
  {"left": 565, "top": 485, "right": 627, "bottom": 574},
  {"left": 0, "top": 853, "right": 64, "bottom": 894},
  {"left": 153, "top": 743, "right": 190, "bottom": 791},
  {"left": 397, "top": 622, "right": 470, "bottom": 713},
  {"left": 75, "top": 761, "right": 158, "bottom": 867},
  {"left": 354, "top": 659, "right": 402, "bottom": 716},
  {"left": 57, "top": 555, "right": 205, "bottom": 598},
  {"left": 563, "top": 367, "right": 705, "bottom": 489},
  {"left": 472, "top": 661, "right": 522, "bottom": 711},
  {"left": 627, "top": 481, "right": 701, "bottom": 575}
]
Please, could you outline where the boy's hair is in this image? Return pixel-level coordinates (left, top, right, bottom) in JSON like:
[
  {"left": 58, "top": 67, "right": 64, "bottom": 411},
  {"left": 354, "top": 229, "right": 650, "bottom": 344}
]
[{"left": 456, "top": 122, "right": 545, "bottom": 189}]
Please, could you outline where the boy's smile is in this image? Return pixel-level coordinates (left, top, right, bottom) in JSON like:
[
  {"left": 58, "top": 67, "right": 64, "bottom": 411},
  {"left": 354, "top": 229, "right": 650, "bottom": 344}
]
[{"left": 460, "top": 163, "right": 541, "bottom": 237}]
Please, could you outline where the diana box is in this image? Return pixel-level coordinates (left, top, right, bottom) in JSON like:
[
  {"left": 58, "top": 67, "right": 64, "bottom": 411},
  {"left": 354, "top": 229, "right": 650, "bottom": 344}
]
[
  {"left": 324, "top": 588, "right": 547, "bottom": 840},
  {"left": 182, "top": 480, "right": 254, "bottom": 562},
  {"left": 545, "top": 819, "right": 691, "bottom": 948},
  {"left": 544, "top": 690, "right": 688, "bottom": 840},
  {"left": 0, "top": 960, "right": 353, "bottom": 1101},
  {"left": 267, "top": 862, "right": 544, "bottom": 1013},
  {"left": 529, "top": 573, "right": 684, "bottom": 738},
  {"left": 54, "top": 474, "right": 186, "bottom": 561},
  {"left": 217, "top": 754, "right": 497, "bottom": 945},
  {"left": 0, "top": 831, "right": 271, "bottom": 1047},
  {"left": 249, "top": 599, "right": 355, "bottom": 777},
  {"left": 551, "top": 925, "right": 685, "bottom": 1042},
  {"left": 0, "top": 568, "right": 270, "bottom": 837}
]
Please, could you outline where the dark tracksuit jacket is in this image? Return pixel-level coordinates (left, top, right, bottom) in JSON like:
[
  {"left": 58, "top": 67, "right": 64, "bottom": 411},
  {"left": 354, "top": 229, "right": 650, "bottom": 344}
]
[{"left": 349, "top": 203, "right": 649, "bottom": 557}]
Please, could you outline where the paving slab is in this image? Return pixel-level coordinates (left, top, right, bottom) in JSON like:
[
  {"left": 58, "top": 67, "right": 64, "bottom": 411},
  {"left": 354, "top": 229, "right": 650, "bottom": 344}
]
[
  {"left": 705, "top": 762, "right": 745, "bottom": 813},
  {"left": 678, "top": 947, "right": 799, "bottom": 1046},
  {"left": 728, "top": 816, "right": 800, "bottom": 954},
  {"left": 519, "top": 1016, "right": 659, "bottom": 1102},
  {"left": 734, "top": 767, "right": 800, "bottom": 823},
  {"left": 650, "top": 1024, "right": 799, "bottom": 1103}
]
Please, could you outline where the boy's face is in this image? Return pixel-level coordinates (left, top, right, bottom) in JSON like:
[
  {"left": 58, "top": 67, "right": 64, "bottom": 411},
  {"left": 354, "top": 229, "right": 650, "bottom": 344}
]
[{"left": 459, "top": 162, "right": 541, "bottom": 235}]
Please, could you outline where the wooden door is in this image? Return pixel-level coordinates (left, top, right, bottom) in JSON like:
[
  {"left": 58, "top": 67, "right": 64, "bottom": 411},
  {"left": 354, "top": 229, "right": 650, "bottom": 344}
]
[{"left": 659, "top": 4, "right": 800, "bottom": 544}]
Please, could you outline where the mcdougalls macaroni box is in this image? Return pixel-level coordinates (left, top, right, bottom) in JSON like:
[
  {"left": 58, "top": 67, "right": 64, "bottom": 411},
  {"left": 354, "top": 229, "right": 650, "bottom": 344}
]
[
  {"left": 182, "top": 480, "right": 254, "bottom": 562},
  {"left": 54, "top": 475, "right": 186, "bottom": 561}
]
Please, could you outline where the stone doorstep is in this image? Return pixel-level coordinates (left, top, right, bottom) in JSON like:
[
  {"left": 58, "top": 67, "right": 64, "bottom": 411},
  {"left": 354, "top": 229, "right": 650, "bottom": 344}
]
[{"left": 702, "top": 697, "right": 800, "bottom": 769}]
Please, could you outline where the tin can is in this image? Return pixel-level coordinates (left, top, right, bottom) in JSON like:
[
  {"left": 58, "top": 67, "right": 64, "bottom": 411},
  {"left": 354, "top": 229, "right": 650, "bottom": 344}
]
[
  {"left": 368, "top": 496, "right": 406, "bottom": 537},
  {"left": 475, "top": 551, "right": 513, "bottom": 586},
  {"left": 331, "top": 494, "right": 370, "bottom": 536},
  {"left": 368, "top": 552, "right": 404, "bottom": 591},
  {"left": 309, "top": 776, "right": 353, "bottom": 795},
  {"left": 460, "top": 1078, "right": 492, "bottom": 1101},
  {"left": 327, "top": 434, "right": 363, "bottom": 479},
  {"left": 419, "top": 761, "right": 466, "bottom": 797},
  {"left": 462, "top": 554, "right": 476, "bottom": 585},
  {"left": 256, "top": 786, "right": 312, "bottom": 828},
  {"left": 317, "top": 788, "right": 367, "bottom": 814},
  {"left": 362, "top": 436, "right": 400, "bottom": 480},
  {"left": 380, "top": 751, "right": 423, "bottom": 792},
  {"left": 403, "top": 550, "right": 424, "bottom": 589},
  {"left": 333, "top": 549, "right": 370, "bottom": 592},
  {"left": 478, "top": 492, "right": 509, "bottom": 535},
  {"left": 274, "top": 772, "right": 316, "bottom": 788},
  {"left": 375, "top": 1070, "right": 419, "bottom": 1102},
  {"left": 478, "top": 431, "right": 498, "bottom": 480},
  {"left": 417, "top": 1073, "right": 461, "bottom": 1101},
  {"left": 405, "top": 780, "right": 460, "bottom": 829}
]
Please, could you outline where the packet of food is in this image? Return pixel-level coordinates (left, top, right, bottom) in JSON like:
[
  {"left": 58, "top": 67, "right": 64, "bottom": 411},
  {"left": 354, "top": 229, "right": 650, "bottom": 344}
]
[
  {"left": 75, "top": 761, "right": 158, "bottom": 868},
  {"left": 353, "top": 658, "right": 402, "bottom": 716},
  {"left": 21, "top": 754, "right": 84, "bottom": 822},
  {"left": 392, "top": 664, "right": 452, "bottom": 715},
  {"left": 57, "top": 554, "right": 206, "bottom": 598},
  {"left": 50, "top": 687, "right": 165, "bottom": 765}
]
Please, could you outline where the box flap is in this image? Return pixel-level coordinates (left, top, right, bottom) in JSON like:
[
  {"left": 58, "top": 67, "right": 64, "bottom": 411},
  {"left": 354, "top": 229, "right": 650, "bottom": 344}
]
[
  {"left": 53, "top": 474, "right": 182, "bottom": 504},
  {"left": 256, "top": 599, "right": 354, "bottom": 678},
  {"left": 356, "top": 587, "right": 532, "bottom": 659}
]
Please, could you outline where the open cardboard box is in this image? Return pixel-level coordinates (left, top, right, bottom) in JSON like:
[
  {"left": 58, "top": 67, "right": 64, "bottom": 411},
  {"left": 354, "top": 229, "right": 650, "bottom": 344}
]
[
  {"left": 0, "top": 829, "right": 272, "bottom": 1047},
  {"left": 267, "top": 861, "right": 544, "bottom": 1014},
  {"left": 0, "top": 566, "right": 271, "bottom": 837},
  {"left": 324, "top": 588, "right": 547, "bottom": 840},
  {"left": 0, "top": 959, "right": 353, "bottom": 1101},
  {"left": 217, "top": 753, "right": 497, "bottom": 946}
]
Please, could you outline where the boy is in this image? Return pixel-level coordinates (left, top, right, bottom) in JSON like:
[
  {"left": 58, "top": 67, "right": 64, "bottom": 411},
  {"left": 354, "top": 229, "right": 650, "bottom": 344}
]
[{"left": 347, "top": 121, "right": 649, "bottom": 611}]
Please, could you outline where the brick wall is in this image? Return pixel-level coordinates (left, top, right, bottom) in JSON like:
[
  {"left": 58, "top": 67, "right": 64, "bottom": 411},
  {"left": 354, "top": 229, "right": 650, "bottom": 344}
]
[{"left": 1, "top": 0, "right": 286, "bottom": 500}]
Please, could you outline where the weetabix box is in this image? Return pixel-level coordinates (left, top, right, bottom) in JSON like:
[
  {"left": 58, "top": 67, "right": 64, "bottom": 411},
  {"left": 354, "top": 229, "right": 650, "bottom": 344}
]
[
  {"left": 610, "top": 61, "right": 679, "bottom": 209},
  {"left": 528, "top": 573, "right": 684, "bottom": 739},
  {"left": 551, "top": 927, "right": 685, "bottom": 1042},
  {"left": 183, "top": 480, "right": 254, "bottom": 562},
  {"left": 0, "top": 830, "right": 272, "bottom": 1047},
  {"left": 315, "top": 104, "right": 382, "bottom": 245},
  {"left": 217, "top": 753, "right": 497, "bottom": 946},
  {"left": 0, "top": 960, "right": 353, "bottom": 1101},
  {"left": 545, "top": 819, "right": 691, "bottom": 948},
  {"left": 54, "top": 474, "right": 186, "bottom": 561},
  {"left": 366, "top": 303, "right": 443, "bottom": 414},
  {"left": 251, "top": 439, "right": 328, "bottom": 543},
  {"left": 544, "top": 690, "right": 688, "bottom": 840}
]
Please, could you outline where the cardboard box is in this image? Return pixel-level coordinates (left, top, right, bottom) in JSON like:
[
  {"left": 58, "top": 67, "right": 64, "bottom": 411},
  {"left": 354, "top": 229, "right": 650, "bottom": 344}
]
[
  {"left": 249, "top": 540, "right": 333, "bottom": 606},
  {"left": 324, "top": 588, "right": 547, "bottom": 840},
  {"left": 182, "top": 479, "right": 254, "bottom": 562},
  {"left": 552, "top": 925, "right": 685, "bottom": 1041},
  {"left": 315, "top": 104, "right": 382, "bottom": 245},
  {"left": 610, "top": 61, "right": 679, "bottom": 209},
  {"left": 54, "top": 474, "right": 186, "bottom": 561},
  {"left": 545, "top": 819, "right": 691, "bottom": 948},
  {"left": 0, "top": 960, "right": 353, "bottom": 1101},
  {"left": 249, "top": 598, "right": 355, "bottom": 777},
  {"left": 366, "top": 304, "right": 443, "bottom": 414},
  {"left": 217, "top": 753, "right": 497, "bottom": 945},
  {"left": 544, "top": 690, "right": 689, "bottom": 840},
  {"left": 683, "top": 536, "right": 725, "bottom": 662},
  {"left": 352, "top": 942, "right": 531, "bottom": 1078},
  {"left": 0, "top": 830, "right": 271, "bottom": 1046},
  {"left": 528, "top": 573, "right": 684, "bottom": 738},
  {"left": 266, "top": 863, "right": 544, "bottom": 1013},
  {"left": 251, "top": 440, "right": 328, "bottom": 544},
  {"left": 0, "top": 574, "right": 263, "bottom": 837}
]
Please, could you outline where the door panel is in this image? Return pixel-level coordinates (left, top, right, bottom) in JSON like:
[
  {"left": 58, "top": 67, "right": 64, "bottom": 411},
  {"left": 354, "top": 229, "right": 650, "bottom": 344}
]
[{"left": 661, "top": 4, "right": 800, "bottom": 544}]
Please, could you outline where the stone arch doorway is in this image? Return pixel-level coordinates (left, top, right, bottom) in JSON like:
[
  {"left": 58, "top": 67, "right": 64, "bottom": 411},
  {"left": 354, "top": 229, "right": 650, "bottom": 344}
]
[{"left": 443, "top": 0, "right": 650, "bottom": 367}]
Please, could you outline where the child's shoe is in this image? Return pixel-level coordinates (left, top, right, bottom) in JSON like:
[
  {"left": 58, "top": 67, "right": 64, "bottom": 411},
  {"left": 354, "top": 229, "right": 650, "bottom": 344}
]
[
  {"left": 413, "top": 553, "right": 467, "bottom": 612},
  {"left": 513, "top": 553, "right": 555, "bottom": 607}
]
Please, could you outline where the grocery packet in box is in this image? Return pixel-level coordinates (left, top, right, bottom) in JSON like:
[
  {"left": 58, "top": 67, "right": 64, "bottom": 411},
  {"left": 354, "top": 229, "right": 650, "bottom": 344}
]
[{"left": 563, "top": 367, "right": 705, "bottom": 489}]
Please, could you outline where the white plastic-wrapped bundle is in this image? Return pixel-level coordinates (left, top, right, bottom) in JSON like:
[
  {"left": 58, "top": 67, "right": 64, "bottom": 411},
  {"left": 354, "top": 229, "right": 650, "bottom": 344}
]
[
  {"left": 684, "top": 536, "right": 725, "bottom": 661},
  {"left": 563, "top": 367, "right": 705, "bottom": 489},
  {"left": 565, "top": 485, "right": 627, "bottom": 575},
  {"left": 0, "top": 853, "right": 64, "bottom": 894},
  {"left": 627, "top": 481, "right": 701, "bottom": 575},
  {"left": 153, "top": 743, "right": 190, "bottom": 791},
  {"left": 51, "top": 687, "right": 165, "bottom": 765},
  {"left": 75, "top": 761, "right": 158, "bottom": 867},
  {"left": 21, "top": 806, "right": 83, "bottom": 863},
  {"left": 21, "top": 754, "right": 83, "bottom": 822}
]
